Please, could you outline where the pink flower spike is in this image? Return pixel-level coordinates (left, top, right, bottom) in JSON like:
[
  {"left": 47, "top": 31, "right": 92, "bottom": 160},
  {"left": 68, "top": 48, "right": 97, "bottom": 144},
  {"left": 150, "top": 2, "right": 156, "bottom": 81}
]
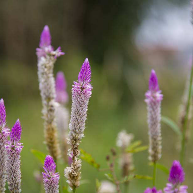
[
  {"left": 149, "top": 70, "right": 159, "bottom": 92},
  {"left": 78, "top": 58, "right": 91, "bottom": 84},
  {"left": 39, "top": 25, "right": 51, "bottom": 48}
]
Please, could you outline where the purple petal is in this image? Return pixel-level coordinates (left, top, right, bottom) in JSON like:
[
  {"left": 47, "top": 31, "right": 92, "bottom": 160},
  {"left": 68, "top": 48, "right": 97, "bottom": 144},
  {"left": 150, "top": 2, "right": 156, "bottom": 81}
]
[
  {"left": 44, "top": 155, "right": 56, "bottom": 173},
  {"left": 169, "top": 160, "right": 185, "bottom": 185},
  {"left": 10, "top": 119, "right": 22, "bottom": 142},
  {"left": 39, "top": 25, "right": 51, "bottom": 48},
  {"left": 149, "top": 70, "right": 159, "bottom": 92},
  {"left": 0, "top": 99, "right": 6, "bottom": 126},
  {"left": 78, "top": 58, "right": 91, "bottom": 84}
]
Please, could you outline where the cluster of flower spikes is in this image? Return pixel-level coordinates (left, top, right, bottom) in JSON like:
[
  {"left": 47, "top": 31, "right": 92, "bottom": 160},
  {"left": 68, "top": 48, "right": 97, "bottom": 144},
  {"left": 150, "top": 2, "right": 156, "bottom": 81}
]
[
  {"left": 145, "top": 70, "right": 163, "bottom": 163},
  {"left": 0, "top": 99, "right": 9, "bottom": 193},
  {"left": 36, "top": 25, "right": 64, "bottom": 161},
  {"left": 64, "top": 58, "right": 92, "bottom": 189},
  {"left": 42, "top": 155, "right": 60, "bottom": 193},
  {"left": 6, "top": 119, "right": 23, "bottom": 193},
  {"left": 164, "top": 160, "right": 188, "bottom": 193}
]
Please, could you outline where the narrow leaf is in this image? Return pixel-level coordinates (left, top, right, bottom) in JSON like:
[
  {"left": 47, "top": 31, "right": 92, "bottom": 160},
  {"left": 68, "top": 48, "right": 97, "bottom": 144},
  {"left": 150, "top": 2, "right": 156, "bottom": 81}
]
[
  {"left": 161, "top": 116, "right": 182, "bottom": 136},
  {"left": 149, "top": 162, "right": 169, "bottom": 175},
  {"left": 126, "top": 140, "right": 142, "bottom": 151},
  {"left": 31, "top": 149, "right": 46, "bottom": 164},
  {"left": 126, "top": 146, "right": 148, "bottom": 153},
  {"left": 134, "top": 175, "right": 153, "bottom": 180},
  {"left": 96, "top": 179, "right": 101, "bottom": 191},
  {"left": 104, "top": 173, "right": 114, "bottom": 182},
  {"left": 80, "top": 149, "right": 100, "bottom": 170}
]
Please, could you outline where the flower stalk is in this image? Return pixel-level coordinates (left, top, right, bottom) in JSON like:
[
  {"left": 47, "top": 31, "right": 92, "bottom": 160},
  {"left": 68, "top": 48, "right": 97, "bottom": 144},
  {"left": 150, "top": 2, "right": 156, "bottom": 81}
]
[
  {"left": 64, "top": 58, "right": 92, "bottom": 191},
  {"left": 36, "top": 25, "right": 64, "bottom": 161}
]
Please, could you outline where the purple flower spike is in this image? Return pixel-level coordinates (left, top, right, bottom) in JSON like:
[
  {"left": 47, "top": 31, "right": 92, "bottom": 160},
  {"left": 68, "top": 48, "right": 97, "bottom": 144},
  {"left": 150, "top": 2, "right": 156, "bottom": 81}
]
[
  {"left": 169, "top": 160, "right": 185, "bottom": 185},
  {"left": 78, "top": 58, "right": 91, "bottom": 84},
  {"left": 149, "top": 70, "right": 159, "bottom": 91},
  {"left": 144, "top": 187, "right": 162, "bottom": 193},
  {"left": 39, "top": 25, "right": 51, "bottom": 48},
  {"left": 43, "top": 155, "right": 60, "bottom": 193},
  {"left": 55, "top": 72, "right": 68, "bottom": 104},
  {"left": 10, "top": 119, "right": 22, "bottom": 143},
  {"left": 0, "top": 99, "right": 6, "bottom": 127}
]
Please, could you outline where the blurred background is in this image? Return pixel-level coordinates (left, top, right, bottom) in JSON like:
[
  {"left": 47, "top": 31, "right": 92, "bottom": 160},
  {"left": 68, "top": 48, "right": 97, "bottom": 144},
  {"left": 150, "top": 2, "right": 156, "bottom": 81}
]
[{"left": 0, "top": 0, "right": 193, "bottom": 192}]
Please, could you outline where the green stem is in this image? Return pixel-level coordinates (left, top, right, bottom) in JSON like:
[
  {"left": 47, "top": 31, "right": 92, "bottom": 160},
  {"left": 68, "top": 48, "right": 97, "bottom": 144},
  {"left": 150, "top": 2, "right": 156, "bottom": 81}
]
[
  {"left": 124, "top": 182, "right": 129, "bottom": 193},
  {"left": 180, "top": 63, "right": 193, "bottom": 166},
  {"left": 153, "top": 162, "right": 157, "bottom": 186},
  {"left": 73, "top": 187, "right": 76, "bottom": 193}
]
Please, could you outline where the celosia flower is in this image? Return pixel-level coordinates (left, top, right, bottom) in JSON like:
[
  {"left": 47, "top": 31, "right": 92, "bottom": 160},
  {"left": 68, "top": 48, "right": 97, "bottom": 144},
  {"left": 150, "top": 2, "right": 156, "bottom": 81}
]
[
  {"left": 55, "top": 72, "right": 68, "bottom": 104},
  {"left": 144, "top": 187, "right": 162, "bottom": 193},
  {"left": 164, "top": 161, "right": 188, "bottom": 193},
  {"left": 145, "top": 70, "right": 163, "bottom": 162},
  {"left": 98, "top": 181, "right": 116, "bottom": 193},
  {"left": 42, "top": 155, "right": 60, "bottom": 193},
  {"left": 6, "top": 119, "right": 23, "bottom": 193},
  {"left": 0, "top": 99, "right": 9, "bottom": 193},
  {"left": 64, "top": 58, "right": 92, "bottom": 190},
  {"left": 37, "top": 25, "right": 64, "bottom": 161},
  {"left": 116, "top": 130, "right": 134, "bottom": 178}
]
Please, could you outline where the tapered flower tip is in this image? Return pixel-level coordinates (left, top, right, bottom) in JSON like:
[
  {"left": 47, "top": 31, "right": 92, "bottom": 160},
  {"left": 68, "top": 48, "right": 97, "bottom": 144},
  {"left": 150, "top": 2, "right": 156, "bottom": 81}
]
[
  {"left": 149, "top": 70, "right": 159, "bottom": 91},
  {"left": 144, "top": 187, "right": 162, "bottom": 193},
  {"left": 78, "top": 58, "right": 91, "bottom": 84},
  {"left": 56, "top": 72, "right": 67, "bottom": 91},
  {"left": 10, "top": 119, "right": 22, "bottom": 142},
  {"left": 169, "top": 160, "right": 185, "bottom": 185},
  {"left": 39, "top": 25, "right": 51, "bottom": 48},
  {"left": 0, "top": 99, "right": 6, "bottom": 126},
  {"left": 44, "top": 155, "right": 56, "bottom": 173}
]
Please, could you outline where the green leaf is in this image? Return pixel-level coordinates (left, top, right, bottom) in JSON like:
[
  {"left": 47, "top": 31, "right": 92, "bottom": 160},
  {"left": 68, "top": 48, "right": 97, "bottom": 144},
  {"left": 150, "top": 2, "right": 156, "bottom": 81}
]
[
  {"left": 126, "top": 146, "right": 148, "bottom": 153},
  {"left": 80, "top": 149, "right": 100, "bottom": 170},
  {"left": 134, "top": 175, "right": 153, "bottom": 180},
  {"left": 121, "top": 174, "right": 135, "bottom": 183},
  {"left": 149, "top": 162, "right": 169, "bottom": 175},
  {"left": 161, "top": 116, "right": 182, "bottom": 137},
  {"left": 96, "top": 179, "right": 101, "bottom": 191},
  {"left": 126, "top": 140, "right": 142, "bottom": 151},
  {"left": 31, "top": 149, "right": 46, "bottom": 164},
  {"left": 104, "top": 173, "right": 114, "bottom": 182}
]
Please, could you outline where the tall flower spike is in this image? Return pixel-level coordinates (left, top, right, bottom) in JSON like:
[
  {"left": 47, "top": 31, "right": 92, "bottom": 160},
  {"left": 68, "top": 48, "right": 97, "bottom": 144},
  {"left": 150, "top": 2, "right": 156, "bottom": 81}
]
[
  {"left": 64, "top": 58, "right": 93, "bottom": 190},
  {"left": 36, "top": 25, "right": 65, "bottom": 161},
  {"left": 42, "top": 155, "right": 60, "bottom": 193},
  {"left": 6, "top": 119, "right": 23, "bottom": 193},
  {"left": 55, "top": 72, "right": 68, "bottom": 104},
  {"left": 0, "top": 99, "right": 9, "bottom": 193},
  {"left": 145, "top": 70, "right": 163, "bottom": 163},
  {"left": 144, "top": 187, "right": 162, "bottom": 193},
  {"left": 164, "top": 161, "right": 188, "bottom": 193}
]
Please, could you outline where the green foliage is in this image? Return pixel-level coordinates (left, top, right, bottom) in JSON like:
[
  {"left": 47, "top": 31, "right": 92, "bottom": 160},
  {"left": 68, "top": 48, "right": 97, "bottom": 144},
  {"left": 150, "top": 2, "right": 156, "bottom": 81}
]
[
  {"left": 126, "top": 146, "right": 148, "bottom": 153},
  {"left": 31, "top": 149, "right": 46, "bottom": 164},
  {"left": 80, "top": 149, "right": 100, "bottom": 170},
  {"left": 149, "top": 162, "right": 169, "bottom": 175},
  {"left": 95, "top": 179, "right": 101, "bottom": 192},
  {"left": 161, "top": 116, "right": 182, "bottom": 137},
  {"left": 126, "top": 140, "right": 148, "bottom": 153},
  {"left": 121, "top": 174, "right": 153, "bottom": 183},
  {"left": 104, "top": 173, "right": 114, "bottom": 182}
]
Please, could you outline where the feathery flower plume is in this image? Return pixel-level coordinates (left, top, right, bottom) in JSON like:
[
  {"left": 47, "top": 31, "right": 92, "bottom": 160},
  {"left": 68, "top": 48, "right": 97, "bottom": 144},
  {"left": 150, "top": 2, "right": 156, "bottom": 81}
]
[
  {"left": 145, "top": 70, "right": 163, "bottom": 163},
  {"left": 64, "top": 58, "right": 92, "bottom": 190},
  {"left": 42, "top": 155, "right": 60, "bottom": 193},
  {"left": 55, "top": 72, "right": 69, "bottom": 162},
  {"left": 0, "top": 99, "right": 9, "bottom": 193},
  {"left": 6, "top": 119, "right": 23, "bottom": 193},
  {"left": 37, "top": 25, "right": 64, "bottom": 161},
  {"left": 116, "top": 130, "right": 134, "bottom": 178},
  {"left": 98, "top": 181, "right": 116, "bottom": 193},
  {"left": 164, "top": 161, "right": 188, "bottom": 193},
  {"left": 144, "top": 187, "right": 162, "bottom": 193}
]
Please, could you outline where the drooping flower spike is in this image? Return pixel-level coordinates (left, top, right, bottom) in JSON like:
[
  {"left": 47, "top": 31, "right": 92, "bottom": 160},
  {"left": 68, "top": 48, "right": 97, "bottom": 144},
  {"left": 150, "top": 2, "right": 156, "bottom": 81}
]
[
  {"left": 144, "top": 187, "right": 162, "bottom": 193},
  {"left": 37, "top": 25, "right": 64, "bottom": 161},
  {"left": 6, "top": 119, "right": 23, "bottom": 193},
  {"left": 42, "top": 155, "right": 60, "bottom": 193},
  {"left": 64, "top": 58, "right": 93, "bottom": 190},
  {"left": 164, "top": 161, "right": 188, "bottom": 193},
  {"left": 145, "top": 70, "right": 163, "bottom": 163},
  {"left": 0, "top": 99, "right": 9, "bottom": 193}
]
